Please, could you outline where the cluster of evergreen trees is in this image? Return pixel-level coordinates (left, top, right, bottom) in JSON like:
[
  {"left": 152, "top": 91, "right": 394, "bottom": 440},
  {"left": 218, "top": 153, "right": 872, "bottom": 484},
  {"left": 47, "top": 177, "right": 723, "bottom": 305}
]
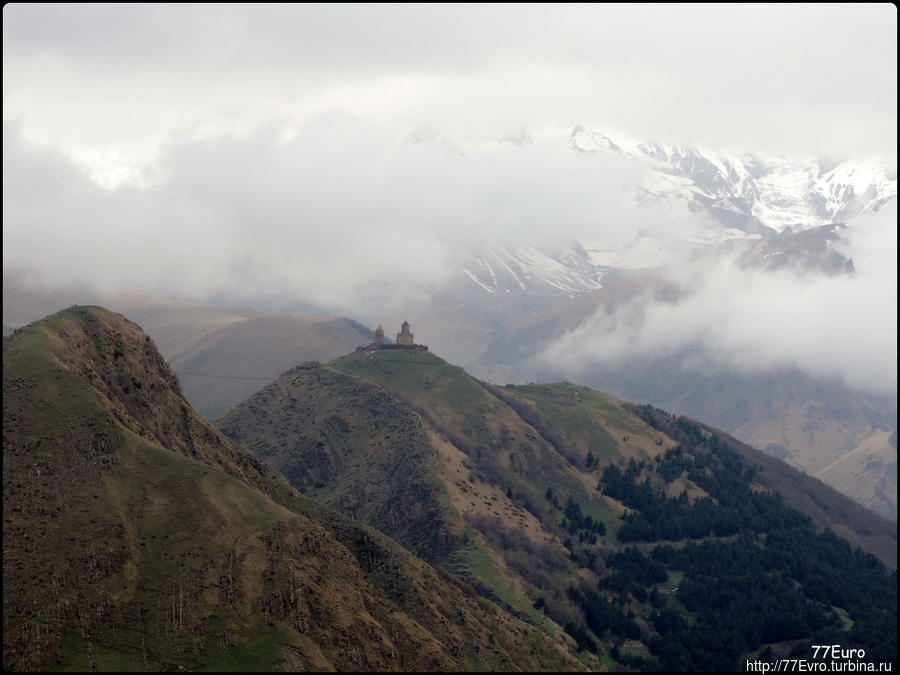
[
  {"left": 568, "top": 585, "right": 641, "bottom": 642},
  {"left": 604, "top": 545, "right": 668, "bottom": 593},
  {"left": 600, "top": 437, "right": 808, "bottom": 542},
  {"left": 583, "top": 416, "right": 898, "bottom": 670},
  {"left": 544, "top": 487, "right": 606, "bottom": 544}
]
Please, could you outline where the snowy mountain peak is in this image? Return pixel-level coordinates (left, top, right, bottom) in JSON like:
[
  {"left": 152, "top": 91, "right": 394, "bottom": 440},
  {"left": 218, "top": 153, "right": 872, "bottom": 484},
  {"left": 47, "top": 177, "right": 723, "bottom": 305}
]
[
  {"left": 569, "top": 125, "right": 621, "bottom": 154},
  {"left": 559, "top": 125, "right": 895, "bottom": 233}
]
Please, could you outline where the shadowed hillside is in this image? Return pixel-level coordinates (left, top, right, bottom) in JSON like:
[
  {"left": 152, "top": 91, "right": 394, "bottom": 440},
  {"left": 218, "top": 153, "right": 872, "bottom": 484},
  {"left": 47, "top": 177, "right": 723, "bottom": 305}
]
[
  {"left": 2, "top": 307, "right": 581, "bottom": 672},
  {"left": 218, "top": 362, "right": 460, "bottom": 563}
]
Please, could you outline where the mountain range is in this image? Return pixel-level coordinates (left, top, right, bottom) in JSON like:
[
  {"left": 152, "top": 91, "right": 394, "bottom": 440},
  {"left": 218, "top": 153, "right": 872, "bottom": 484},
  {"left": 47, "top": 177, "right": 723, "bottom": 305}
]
[
  {"left": 5, "top": 306, "right": 896, "bottom": 671},
  {"left": 396, "top": 126, "right": 894, "bottom": 365},
  {"left": 377, "top": 127, "right": 899, "bottom": 522}
]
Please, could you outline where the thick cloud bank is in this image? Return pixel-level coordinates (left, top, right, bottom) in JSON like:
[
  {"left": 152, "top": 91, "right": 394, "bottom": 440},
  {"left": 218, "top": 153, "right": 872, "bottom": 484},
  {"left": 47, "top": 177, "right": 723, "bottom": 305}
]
[
  {"left": 541, "top": 203, "right": 898, "bottom": 393},
  {"left": 2, "top": 118, "right": 643, "bottom": 315}
]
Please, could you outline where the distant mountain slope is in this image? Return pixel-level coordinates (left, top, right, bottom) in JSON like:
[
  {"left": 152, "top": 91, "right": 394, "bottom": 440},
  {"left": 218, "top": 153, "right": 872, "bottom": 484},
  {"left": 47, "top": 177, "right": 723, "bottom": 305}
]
[
  {"left": 167, "top": 314, "right": 373, "bottom": 420},
  {"left": 813, "top": 429, "right": 897, "bottom": 518},
  {"left": 218, "top": 347, "right": 896, "bottom": 670},
  {"left": 2, "top": 307, "right": 580, "bottom": 671},
  {"left": 107, "top": 295, "right": 264, "bottom": 358}
]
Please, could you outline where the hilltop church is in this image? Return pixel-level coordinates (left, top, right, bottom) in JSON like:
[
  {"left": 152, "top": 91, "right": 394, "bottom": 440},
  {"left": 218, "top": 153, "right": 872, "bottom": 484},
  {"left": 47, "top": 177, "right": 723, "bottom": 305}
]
[{"left": 363, "top": 321, "right": 427, "bottom": 351}]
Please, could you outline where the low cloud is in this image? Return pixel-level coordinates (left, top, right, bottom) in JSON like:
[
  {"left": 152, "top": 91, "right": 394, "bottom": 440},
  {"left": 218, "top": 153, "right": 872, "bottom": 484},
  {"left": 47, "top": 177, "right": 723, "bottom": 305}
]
[
  {"left": 541, "top": 203, "right": 898, "bottom": 394},
  {"left": 3, "top": 117, "right": 646, "bottom": 318}
]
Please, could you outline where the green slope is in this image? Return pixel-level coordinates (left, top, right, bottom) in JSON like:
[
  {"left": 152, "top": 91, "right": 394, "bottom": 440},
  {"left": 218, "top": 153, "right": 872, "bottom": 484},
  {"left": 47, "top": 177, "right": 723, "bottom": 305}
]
[{"left": 2, "top": 307, "right": 581, "bottom": 672}]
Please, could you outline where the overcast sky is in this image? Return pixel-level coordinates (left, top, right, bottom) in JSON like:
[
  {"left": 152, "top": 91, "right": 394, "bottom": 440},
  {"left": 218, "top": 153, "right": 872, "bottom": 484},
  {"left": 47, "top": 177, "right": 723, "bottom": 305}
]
[
  {"left": 3, "top": 4, "right": 897, "bottom": 392},
  {"left": 4, "top": 3, "right": 896, "bottom": 184}
]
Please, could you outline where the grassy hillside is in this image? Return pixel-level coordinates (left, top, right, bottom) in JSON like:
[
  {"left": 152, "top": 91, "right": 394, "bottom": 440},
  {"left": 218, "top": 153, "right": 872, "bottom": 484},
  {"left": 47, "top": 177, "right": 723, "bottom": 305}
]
[
  {"left": 329, "top": 350, "right": 650, "bottom": 543},
  {"left": 220, "top": 346, "right": 898, "bottom": 670},
  {"left": 2, "top": 307, "right": 580, "bottom": 671}
]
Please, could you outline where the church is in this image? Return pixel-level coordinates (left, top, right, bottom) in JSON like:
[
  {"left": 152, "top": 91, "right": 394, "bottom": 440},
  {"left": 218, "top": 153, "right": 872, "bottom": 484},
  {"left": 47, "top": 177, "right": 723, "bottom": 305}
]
[
  {"left": 363, "top": 321, "right": 427, "bottom": 351},
  {"left": 395, "top": 321, "right": 414, "bottom": 345}
]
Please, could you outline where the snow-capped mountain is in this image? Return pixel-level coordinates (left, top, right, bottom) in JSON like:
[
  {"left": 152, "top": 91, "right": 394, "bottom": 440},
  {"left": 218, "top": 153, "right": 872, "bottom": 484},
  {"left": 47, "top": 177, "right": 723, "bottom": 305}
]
[
  {"left": 459, "top": 239, "right": 605, "bottom": 298},
  {"left": 436, "top": 125, "right": 895, "bottom": 299},
  {"left": 567, "top": 124, "right": 896, "bottom": 236}
]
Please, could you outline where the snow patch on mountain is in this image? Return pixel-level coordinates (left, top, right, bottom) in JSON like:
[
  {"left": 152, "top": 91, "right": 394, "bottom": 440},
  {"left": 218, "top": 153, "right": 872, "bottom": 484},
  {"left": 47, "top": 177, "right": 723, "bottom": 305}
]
[
  {"left": 584, "top": 236, "right": 669, "bottom": 270},
  {"left": 457, "top": 238, "right": 607, "bottom": 297}
]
